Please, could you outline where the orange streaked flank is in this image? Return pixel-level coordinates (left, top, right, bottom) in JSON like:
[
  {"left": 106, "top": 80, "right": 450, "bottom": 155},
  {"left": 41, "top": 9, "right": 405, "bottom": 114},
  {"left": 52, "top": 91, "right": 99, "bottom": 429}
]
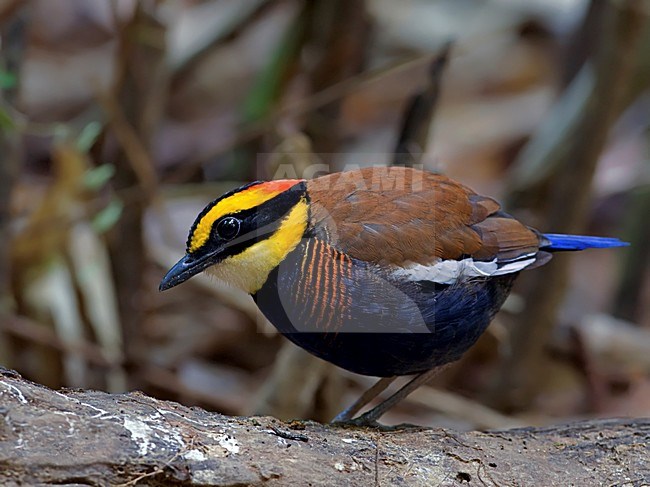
[
  {"left": 318, "top": 241, "right": 333, "bottom": 329},
  {"left": 309, "top": 239, "right": 324, "bottom": 325}
]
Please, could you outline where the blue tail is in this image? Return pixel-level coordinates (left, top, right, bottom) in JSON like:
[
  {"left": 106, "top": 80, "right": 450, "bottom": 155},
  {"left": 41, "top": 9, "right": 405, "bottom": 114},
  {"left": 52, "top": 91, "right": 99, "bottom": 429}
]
[{"left": 542, "top": 233, "right": 629, "bottom": 251}]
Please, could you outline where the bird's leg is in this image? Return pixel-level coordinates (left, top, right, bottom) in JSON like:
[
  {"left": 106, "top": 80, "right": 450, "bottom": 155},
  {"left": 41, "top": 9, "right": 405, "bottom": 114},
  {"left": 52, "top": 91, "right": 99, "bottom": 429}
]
[
  {"left": 331, "top": 376, "right": 396, "bottom": 423},
  {"left": 350, "top": 367, "right": 445, "bottom": 426}
]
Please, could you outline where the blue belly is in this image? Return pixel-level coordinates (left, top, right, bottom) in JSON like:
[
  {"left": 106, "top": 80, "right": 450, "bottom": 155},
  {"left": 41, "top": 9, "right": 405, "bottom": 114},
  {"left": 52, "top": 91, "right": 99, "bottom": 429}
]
[{"left": 253, "top": 241, "right": 516, "bottom": 376}]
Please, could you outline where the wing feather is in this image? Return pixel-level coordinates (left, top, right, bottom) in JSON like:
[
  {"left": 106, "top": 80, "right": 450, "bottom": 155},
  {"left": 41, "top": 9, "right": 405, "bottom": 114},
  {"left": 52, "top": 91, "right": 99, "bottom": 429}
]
[{"left": 307, "top": 167, "right": 542, "bottom": 273}]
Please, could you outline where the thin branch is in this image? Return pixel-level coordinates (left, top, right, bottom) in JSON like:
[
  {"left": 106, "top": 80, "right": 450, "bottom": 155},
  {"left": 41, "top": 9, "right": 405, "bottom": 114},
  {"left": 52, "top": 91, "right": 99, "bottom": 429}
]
[
  {"left": 97, "top": 90, "right": 158, "bottom": 198},
  {"left": 163, "top": 52, "right": 436, "bottom": 182},
  {"left": 392, "top": 42, "right": 452, "bottom": 167},
  {"left": 0, "top": 316, "right": 120, "bottom": 368},
  {"left": 170, "top": 0, "right": 280, "bottom": 85},
  {"left": 488, "top": 0, "right": 648, "bottom": 411},
  {"left": 0, "top": 3, "right": 28, "bottom": 366}
]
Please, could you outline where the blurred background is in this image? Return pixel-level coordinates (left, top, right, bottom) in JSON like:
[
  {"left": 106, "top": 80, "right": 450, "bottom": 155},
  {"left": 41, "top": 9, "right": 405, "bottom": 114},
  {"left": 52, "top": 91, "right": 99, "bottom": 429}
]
[{"left": 0, "top": 0, "right": 648, "bottom": 428}]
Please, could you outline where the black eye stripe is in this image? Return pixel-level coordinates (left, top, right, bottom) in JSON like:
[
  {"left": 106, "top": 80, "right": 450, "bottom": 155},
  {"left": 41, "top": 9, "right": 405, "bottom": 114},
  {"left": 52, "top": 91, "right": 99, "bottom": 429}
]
[
  {"left": 189, "top": 181, "right": 308, "bottom": 257},
  {"left": 212, "top": 184, "right": 306, "bottom": 234}
]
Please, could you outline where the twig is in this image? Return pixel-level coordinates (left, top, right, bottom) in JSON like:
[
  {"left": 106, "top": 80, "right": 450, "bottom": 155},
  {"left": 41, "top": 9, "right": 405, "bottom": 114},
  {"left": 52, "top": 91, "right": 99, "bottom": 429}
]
[
  {"left": 140, "top": 365, "right": 244, "bottom": 414},
  {"left": 0, "top": 315, "right": 120, "bottom": 368},
  {"left": 0, "top": 0, "right": 21, "bottom": 24},
  {"left": 507, "top": 1, "right": 650, "bottom": 204},
  {"left": 234, "top": 0, "right": 311, "bottom": 179},
  {"left": 408, "top": 387, "right": 525, "bottom": 430},
  {"left": 303, "top": 0, "right": 371, "bottom": 155},
  {"left": 0, "top": 4, "right": 28, "bottom": 365},
  {"left": 96, "top": 90, "right": 158, "bottom": 198},
  {"left": 347, "top": 373, "right": 523, "bottom": 430},
  {"left": 252, "top": 343, "right": 335, "bottom": 421},
  {"left": 269, "top": 425, "right": 309, "bottom": 442},
  {"left": 550, "top": 313, "right": 650, "bottom": 372},
  {"left": 393, "top": 42, "right": 452, "bottom": 167},
  {"left": 164, "top": 52, "right": 435, "bottom": 182},
  {"left": 171, "top": 0, "right": 279, "bottom": 84},
  {"left": 104, "top": 2, "right": 169, "bottom": 386},
  {"left": 612, "top": 184, "right": 650, "bottom": 323},
  {"left": 566, "top": 325, "right": 607, "bottom": 413}
]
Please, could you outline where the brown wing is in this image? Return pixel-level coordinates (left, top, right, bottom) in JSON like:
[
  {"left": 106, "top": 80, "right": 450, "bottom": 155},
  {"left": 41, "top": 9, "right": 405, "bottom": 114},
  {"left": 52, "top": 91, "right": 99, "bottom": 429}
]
[{"left": 306, "top": 167, "right": 541, "bottom": 266}]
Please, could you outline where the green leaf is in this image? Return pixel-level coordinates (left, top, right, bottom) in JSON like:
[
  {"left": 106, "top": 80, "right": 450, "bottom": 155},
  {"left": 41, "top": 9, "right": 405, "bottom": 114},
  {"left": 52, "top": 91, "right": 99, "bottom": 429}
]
[
  {"left": 83, "top": 164, "right": 116, "bottom": 191},
  {"left": 76, "top": 121, "right": 103, "bottom": 153},
  {"left": 0, "top": 70, "right": 17, "bottom": 90},
  {"left": 92, "top": 199, "right": 123, "bottom": 233},
  {"left": 0, "top": 105, "right": 16, "bottom": 132},
  {"left": 241, "top": 5, "right": 308, "bottom": 123}
]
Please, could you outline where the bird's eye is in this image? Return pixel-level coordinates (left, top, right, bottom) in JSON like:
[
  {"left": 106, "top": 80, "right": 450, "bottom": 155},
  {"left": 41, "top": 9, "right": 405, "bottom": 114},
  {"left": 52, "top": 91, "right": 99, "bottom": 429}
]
[{"left": 216, "top": 217, "right": 241, "bottom": 240}]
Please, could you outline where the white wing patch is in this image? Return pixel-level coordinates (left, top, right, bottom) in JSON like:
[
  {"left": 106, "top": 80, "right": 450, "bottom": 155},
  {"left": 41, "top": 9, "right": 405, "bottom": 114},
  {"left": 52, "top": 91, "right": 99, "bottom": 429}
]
[
  {"left": 391, "top": 254, "right": 537, "bottom": 284},
  {"left": 491, "top": 257, "right": 537, "bottom": 276}
]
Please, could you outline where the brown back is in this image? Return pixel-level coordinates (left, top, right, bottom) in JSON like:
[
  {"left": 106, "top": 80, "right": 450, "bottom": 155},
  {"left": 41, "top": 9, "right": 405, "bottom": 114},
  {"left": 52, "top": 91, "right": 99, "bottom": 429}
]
[{"left": 306, "top": 167, "right": 541, "bottom": 266}]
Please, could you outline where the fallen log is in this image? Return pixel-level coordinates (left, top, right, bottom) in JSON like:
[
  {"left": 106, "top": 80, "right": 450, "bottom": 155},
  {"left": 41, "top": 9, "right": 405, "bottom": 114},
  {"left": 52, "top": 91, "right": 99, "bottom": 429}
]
[{"left": 0, "top": 368, "right": 647, "bottom": 486}]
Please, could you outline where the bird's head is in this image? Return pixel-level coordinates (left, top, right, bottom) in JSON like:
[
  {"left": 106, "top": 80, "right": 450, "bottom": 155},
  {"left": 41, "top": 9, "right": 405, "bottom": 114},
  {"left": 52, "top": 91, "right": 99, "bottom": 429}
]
[{"left": 159, "top": 179, "right": 308, "bottom": 294}]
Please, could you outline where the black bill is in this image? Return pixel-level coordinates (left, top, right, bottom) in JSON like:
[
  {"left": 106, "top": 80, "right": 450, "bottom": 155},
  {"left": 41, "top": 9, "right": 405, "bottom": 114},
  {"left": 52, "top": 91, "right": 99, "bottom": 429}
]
[{"left": 159, "top": 253, "right": 215, "bottom": 291}]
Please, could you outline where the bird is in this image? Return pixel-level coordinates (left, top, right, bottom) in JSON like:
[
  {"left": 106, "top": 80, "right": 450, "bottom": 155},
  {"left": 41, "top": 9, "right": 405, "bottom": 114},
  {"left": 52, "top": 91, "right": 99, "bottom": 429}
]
[{"left": 159, "top": 166, "right": 628, "bottom": 426}]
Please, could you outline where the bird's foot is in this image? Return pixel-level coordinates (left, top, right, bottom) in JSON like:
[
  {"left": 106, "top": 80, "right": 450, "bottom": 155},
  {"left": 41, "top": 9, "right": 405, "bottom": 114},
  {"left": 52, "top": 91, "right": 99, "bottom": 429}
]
[
  {"left": 332, "top": 415, "right": 425, "bottom": 431},
  {"left": 331, "top": 407, "right": 357, "bottom": 424},
  {"left": 331, "top": 369, "right": 446, "bottom": 428},
  {"left": 331, "top": 408, "right": 387, "bottom": 429},
  {"left": 331, "top": 415, "right": 383, "bottom": 429},
  {"left": 330, "top": 376, "right": 397, "bottom": 424}
]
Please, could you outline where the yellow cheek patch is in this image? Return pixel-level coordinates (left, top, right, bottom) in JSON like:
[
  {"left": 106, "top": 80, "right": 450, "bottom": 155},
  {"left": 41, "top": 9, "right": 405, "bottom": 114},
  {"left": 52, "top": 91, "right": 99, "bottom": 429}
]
[
  {"left": 189, "top": 179, "right": 301, "bottom": 253},
  {"left": 206, "top": 197, "right": 309, "bottom": 293}
]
